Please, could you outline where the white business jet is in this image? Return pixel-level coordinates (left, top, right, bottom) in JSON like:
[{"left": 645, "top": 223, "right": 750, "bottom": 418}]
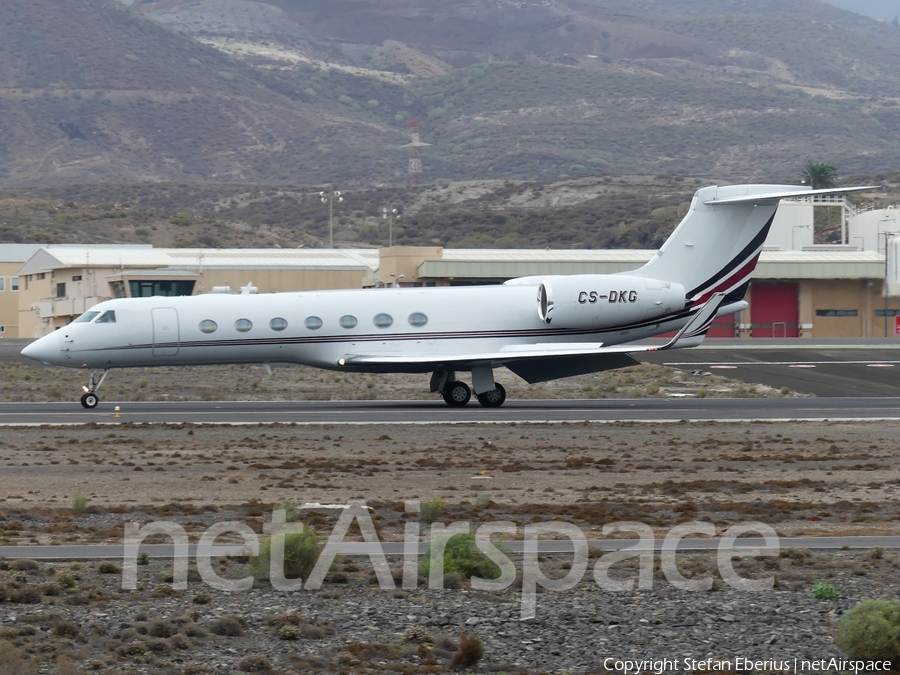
[{"left": 21, "top": 184, "right": 869, "bottom": 409}]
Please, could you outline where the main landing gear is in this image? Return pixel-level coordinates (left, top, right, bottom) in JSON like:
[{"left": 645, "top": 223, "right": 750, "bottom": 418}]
[
  {"left": 80, "top": 369, "right": 110, "bottom": 409},
  {"left": 432, "top": 369, "right": 507, "bottom": 408}
]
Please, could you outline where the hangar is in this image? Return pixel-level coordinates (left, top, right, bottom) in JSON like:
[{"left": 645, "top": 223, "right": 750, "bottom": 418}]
[{"left": 9, "top": 195, "right": 900, "bottom": 339}]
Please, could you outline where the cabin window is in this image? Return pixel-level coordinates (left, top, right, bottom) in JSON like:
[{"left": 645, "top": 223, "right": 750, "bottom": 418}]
[
  {"left": 73, "top": 311, "right": 101, "bottom": 324},
  {"left": 199, "top": 319, "right": 218, "bottom": 334},
  {"left": 304, "top": 316, "right": 323, "bottom": 330},
  {"left": 95, "top": 311, "right": 116, "bottom": 324},
  {"left": 373, "top": 313, "right": 393, "bottom": 328},
  {"left": 234, "top": 318, "right": 253, "bottom": 332},
  {"left": 408, "top": 312, "right": 428, "bottom": 327},
  {"left": 270, "top": 317, "right": 288, "bottom": 331},
  {"left": 339, "top": 315, "right": 358, "bottom": 329}
]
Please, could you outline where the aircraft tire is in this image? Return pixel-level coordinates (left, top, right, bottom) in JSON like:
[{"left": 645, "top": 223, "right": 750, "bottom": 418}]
[
  {"left": 476, "top": 383, "right": 506, "bottom": 408},
  {"left": 442, "top": 381, "right": 471, "bottom": 407},
  {"left": 81, "top": 393, "right": 99, "bottom": 409}
]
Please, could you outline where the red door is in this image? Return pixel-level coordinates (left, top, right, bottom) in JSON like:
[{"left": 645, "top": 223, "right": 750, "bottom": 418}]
[
  {"left": 750, "top": 283, "right": 799, "bottom": 337},
  {"left": 707, "top": 312, "right": 736, "bottom": 338}
]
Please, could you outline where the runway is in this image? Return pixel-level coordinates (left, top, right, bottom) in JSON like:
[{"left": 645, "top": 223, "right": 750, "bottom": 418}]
[
  {"left": 1, "top": 536, "right": 898, "bottom": 560},
  {"left": 2, "top": 396, "right": 900, "bottom": 425}
]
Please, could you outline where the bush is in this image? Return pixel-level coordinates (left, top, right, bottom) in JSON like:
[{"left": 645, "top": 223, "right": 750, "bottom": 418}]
[
  {"left": 52, "top": 620, "right": 80, "bottom": 638},
  {"left": 835, "top": 599, "right": 900, "bottom": 661},
  {"left": 812, "top": 582, "right": 842, "bottom": 600},
  {"left": 9, "top": 587, "right": 42, "bottom": 604},
  {"left": 210, "top": 615, "right": 246, "bottom": 637},
  {"left": 72, "top": 492, "right": 88, "bottom": 514},
  {"left": 420, "top": 497, "right": 447, "bottom": 524},
  {"left": 250, "top": 527, "right": 322, "bottom": 582},
  {"left": 237, "top": 654, "right": 273, "bottom": 672},
  {"left": 98, "top": 562, "right": 119, "bottom": 574},
  {"left": 147, "top": 619, "right": 177, "bottom": 638},
  {"left": 448, "top": 631, "right": 484, "bottom": 670},
  {"left": 419, "top": 533, "right": 503, "bottom": 581}
]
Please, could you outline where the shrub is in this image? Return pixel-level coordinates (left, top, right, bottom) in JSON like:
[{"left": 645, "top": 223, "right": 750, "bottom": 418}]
[
  {"left": 56, "top": 573, "right": 76, "bottom": 589},
  {"left": 147, "top": 619, "right": 177, "bottom": 638},
  {"left": 448, "top": 631, "right": 484, "bottom": 670},
  {"left": 419, "top": 533, "right": 503, "bottom": 581},
  {"left": 278, "top": 624, "right": 300, "bottom": 640},
  {"left": 98, "top": 562, "right": 119, "bottom": 574},
  {"left": 193, "top": 592, "right": 211, "bottom": 604},
  {"left": 250, "top": 527, "right": 322, "bottom": 582},
  {"left": 237, "top": 654, "right": 273, "bottom": 672},
  {"left": 9, "top": 587, "right": 42, "bottom": 604},
  {"left": 72, "top": 492, "right": 88, "bottom": 514},
  {"left": 10, "top": 559, "right": 38, "bottom": 572},
  {"left": 812, "top": 582, "right": 842, "bottom": 600},
  {"left": 210, "top": 615, "right": 246, "bottom": 637},
  {"left": 52, "top": 620, "right": 80, "bottom": 638},
  {"left": 0, "top": 640, "right": 36, "bottom": 675},
  {"left": 420, "top": 497, "right": 447, "bottom": 524},
  {"left": 475, "top": 492, "right": 493, "bottom": 509},
  {"left": 835, "top": 599, "right": 900, "bottom": 662}
]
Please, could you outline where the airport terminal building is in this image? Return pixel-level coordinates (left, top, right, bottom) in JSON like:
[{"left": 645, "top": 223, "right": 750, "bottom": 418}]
[{"left": 7, "top": 196, "right": 900, "bottom": 339}]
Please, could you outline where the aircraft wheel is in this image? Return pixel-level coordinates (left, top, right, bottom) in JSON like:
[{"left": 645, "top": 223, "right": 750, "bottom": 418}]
[
  {"left": 476, "top": 383, "right": 506, "bottom": 408},
  {"left": 442, "top": 381, "right": 471, "bottom": 407},
  {"left": 80, "top": 392, "right": 99, "bottom": 409}
]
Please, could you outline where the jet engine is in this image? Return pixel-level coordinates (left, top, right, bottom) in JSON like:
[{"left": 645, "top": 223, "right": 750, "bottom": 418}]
[{"left": 535, "top": 275, "right": 686, "bottom": 329}]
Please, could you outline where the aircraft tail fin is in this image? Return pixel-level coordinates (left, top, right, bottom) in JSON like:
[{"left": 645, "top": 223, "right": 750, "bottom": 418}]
[{"left": 634, "top": 184, "right": 874, "bottom": 308}]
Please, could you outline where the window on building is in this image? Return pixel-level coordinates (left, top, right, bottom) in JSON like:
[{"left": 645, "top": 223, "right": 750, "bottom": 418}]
[
  {"left": 0, "top": 326, "right": 5, "bottom": 333},
  {"left": 56, "top": 282, "right": 66, "bottom": 299},
  {"left": 72, "top": 275, "right": 82, "bottom": 282},
  {"left": 876, "top": 309, "right": 900, "bottom": 317},
  {"left": 128, "top": 280, "right": 196, "bottom": 298},
  {"left": 10, "top": 277, "right": 18, "bottom": 292},
  {"left": 0, "top": 278, "right": 5, "bottom": 292},
  {"left": 339, "top": 315, "right": 358, "bottom": 329},
  {"left": 373, "top": 313, "right": 393, "bottom": 328},
  {"left": 816, "top": 309, "right": 858, "bottom": 317},
  {"left": 111, "top": 281, "right": 127, "bottom": 299},
  {"left": 36, "top": 273, "right": 45, "bottom": 280}
]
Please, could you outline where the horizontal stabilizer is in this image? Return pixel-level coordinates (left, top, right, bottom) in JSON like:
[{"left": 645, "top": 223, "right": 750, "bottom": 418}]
[{"left": 704, "top": 185, "right": 876, "bottom": 206}]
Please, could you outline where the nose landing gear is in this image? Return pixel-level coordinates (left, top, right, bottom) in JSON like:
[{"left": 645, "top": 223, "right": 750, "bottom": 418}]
[{"left": 80, "top": 369, "right": 110, "bottom": 409}]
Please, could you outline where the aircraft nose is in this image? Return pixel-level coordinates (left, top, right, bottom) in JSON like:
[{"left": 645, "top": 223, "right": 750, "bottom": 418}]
[{"left": 21, "top": 332, "right": 61, "bottom": 364}]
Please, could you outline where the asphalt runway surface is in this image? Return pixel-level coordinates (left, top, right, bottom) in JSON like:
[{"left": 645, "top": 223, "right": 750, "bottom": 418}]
[
  {"left": 2, "top": 536, "right": 898, "bottom": 560},
  {"left": 639, "top": 337, "right": 900, "bottom": 396},
  {"left": 2, "top": 396, "right": 900, "bottom": 424}
]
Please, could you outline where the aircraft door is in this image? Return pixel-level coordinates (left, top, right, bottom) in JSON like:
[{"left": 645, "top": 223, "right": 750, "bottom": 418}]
[{"left": 152, "top": 307, "right": 180, "bottom": 356}]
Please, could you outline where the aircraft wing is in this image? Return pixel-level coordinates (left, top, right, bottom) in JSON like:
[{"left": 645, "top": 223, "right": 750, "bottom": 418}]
[{"left": 338, "top": 293, "right": 727, "bottom": 370}]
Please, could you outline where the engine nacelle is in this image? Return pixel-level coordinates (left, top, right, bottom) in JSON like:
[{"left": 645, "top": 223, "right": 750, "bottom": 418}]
[{"left": 536, "top": 275, "right": 685, "bottom": 329}]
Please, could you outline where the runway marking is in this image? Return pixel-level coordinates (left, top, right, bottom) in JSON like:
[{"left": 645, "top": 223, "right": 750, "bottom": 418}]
[
  {"left": 709, "top": 365, "right": 737, "bottom": 369},
  {"left": 789, "top": 364, "right": 816, "bottom": 369},
  {"left": 868, "top": 363, "right": 895, "bottom": 368}
]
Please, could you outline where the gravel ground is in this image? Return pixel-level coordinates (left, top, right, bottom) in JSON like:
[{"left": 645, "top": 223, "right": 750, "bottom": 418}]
[
  {"left": 0, "top": 419, "right": 897, "bottom": 673},
  {"left": 0, "top": 547, "right": 896, "bottom": 674}
]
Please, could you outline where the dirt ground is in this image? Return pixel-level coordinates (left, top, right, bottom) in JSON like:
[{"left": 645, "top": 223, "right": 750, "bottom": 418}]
[{"left": 1, "top": 420, "right": 897, "bottom": 543}]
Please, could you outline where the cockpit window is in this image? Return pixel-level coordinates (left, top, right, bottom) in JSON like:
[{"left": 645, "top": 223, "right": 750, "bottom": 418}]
[
  {"left": 95, "top": 311, "right": 116, "bottom": 324},
  {"left": 73, "top": 311, "right": 101, "bottom": 324}
]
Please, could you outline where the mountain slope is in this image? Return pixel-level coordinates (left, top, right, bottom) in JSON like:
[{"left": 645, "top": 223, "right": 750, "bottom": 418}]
[{"left": 5, "top": 0, "right": 900, "bottom": 186}]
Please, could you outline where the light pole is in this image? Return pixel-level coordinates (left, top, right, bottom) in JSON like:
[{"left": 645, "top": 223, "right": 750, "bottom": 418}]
[
  {"left": 382, "top": 207, "right": 400, "bottom": 247},
  {"left": 320, "top": 186, "right": 343, "bottom": 248}
]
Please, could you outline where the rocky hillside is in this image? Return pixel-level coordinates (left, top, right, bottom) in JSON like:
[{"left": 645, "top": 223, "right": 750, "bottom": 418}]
[{"left": 4, "top": 0, "right": 900, "bottom": 186}]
